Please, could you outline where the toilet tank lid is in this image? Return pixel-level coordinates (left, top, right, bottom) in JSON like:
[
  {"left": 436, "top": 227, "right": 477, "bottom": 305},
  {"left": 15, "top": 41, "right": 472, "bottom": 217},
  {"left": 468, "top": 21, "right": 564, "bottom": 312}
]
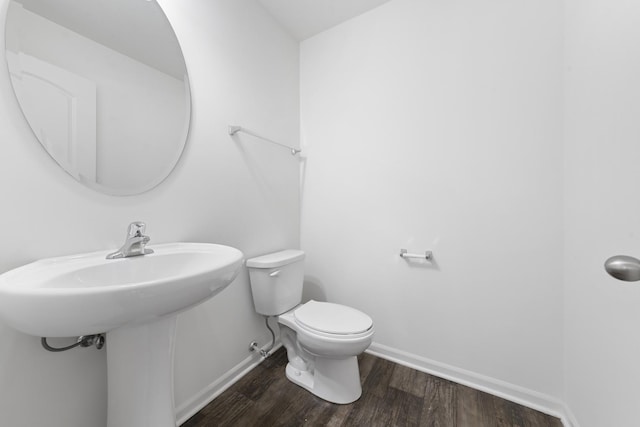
[{"left": 246, "top": 249, "right": 305, "bottom": 268}]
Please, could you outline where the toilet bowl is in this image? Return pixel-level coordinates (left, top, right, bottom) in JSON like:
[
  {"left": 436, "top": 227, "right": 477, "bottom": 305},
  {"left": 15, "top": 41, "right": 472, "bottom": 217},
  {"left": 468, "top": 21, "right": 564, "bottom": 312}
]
[
  {"left": 278, "top": 300, "right": 374, "bottom": 403},
  {"left": 246, "top": 250, "right": 374, "bottom": 404},
  {"left": 282, "top": 300, "right": 373, "bottom": 358}
]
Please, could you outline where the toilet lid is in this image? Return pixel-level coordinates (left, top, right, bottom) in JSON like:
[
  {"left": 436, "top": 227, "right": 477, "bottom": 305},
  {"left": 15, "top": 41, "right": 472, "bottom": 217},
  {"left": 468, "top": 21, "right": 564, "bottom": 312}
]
[{"left": 294, "top": 301, "right": 373, "bottom": 335}]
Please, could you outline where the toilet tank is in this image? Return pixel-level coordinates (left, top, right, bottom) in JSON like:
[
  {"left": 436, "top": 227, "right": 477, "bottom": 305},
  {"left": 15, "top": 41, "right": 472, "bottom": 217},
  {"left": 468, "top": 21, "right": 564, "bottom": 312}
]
[{"left": 246, "top": 249, "right": 305, "bottom": 316}]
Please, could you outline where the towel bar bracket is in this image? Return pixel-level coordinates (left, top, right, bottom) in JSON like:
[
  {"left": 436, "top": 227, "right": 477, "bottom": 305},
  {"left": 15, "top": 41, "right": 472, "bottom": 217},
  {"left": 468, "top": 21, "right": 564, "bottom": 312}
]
[{"left": 400, "top": 249, "right": 433, "bottom": 261}]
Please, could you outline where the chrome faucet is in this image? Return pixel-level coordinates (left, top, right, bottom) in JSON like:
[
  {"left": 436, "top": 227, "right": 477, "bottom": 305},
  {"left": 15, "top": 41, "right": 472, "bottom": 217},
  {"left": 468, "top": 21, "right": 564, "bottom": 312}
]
[{"left": 106, "top": 222, "right": 154, "bottom": 259}]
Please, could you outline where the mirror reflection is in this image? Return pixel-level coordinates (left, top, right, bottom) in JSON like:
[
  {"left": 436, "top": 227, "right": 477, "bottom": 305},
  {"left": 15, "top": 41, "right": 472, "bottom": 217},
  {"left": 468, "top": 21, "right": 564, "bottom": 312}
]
[{"left": 5, "top": 0, "right": 191, "bottom": 195}]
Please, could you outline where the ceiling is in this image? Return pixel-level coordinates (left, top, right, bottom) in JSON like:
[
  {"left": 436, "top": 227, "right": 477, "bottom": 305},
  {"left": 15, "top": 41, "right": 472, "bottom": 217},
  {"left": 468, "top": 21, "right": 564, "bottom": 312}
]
[
  {"left": 15, "top": 0, "right": 391, "bottom": 75},
  {"left": 16, "top": 0, "right": 186, "bottom": 78},
  {"left": 257, "top": 0, "right": 391, "bottom": 41}
]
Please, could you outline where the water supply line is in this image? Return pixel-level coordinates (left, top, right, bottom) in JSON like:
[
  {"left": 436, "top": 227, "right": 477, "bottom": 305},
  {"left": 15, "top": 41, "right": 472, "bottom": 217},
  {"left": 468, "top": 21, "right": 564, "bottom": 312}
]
[
  {"left": 249, "top": 316, "right": 276, "bottom": 358},
  {"left": 41, "top": 334, "right": 105, "bottom": 352}
]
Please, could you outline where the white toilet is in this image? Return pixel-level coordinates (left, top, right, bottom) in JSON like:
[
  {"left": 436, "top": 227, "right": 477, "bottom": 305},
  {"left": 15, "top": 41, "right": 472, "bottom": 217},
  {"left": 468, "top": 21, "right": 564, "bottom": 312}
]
[{"left": 246, "top": 249, "right": 374, "bottom": 404}]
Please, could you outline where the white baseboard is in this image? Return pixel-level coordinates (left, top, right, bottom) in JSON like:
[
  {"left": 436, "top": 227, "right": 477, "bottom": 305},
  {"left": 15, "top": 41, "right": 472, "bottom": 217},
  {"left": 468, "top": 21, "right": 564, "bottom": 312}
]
[
  {"left": 562, "top": 404, "right": 580, "bottom": 427},
  {"left": 175, "top": 343, "right": 282, "bottom": 426},
  {"left": 175, "top": 340, "right": 579, "bottom": 427},
  {"left": 367, "top": 342, "right": 578, "bottom": 427}
]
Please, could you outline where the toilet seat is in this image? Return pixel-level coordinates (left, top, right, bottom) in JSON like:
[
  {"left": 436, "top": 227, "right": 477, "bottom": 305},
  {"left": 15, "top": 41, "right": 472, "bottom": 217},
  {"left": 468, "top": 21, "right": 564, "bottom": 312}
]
[{"left": 293, "top": 301, "right": 373, "bottom": 338}]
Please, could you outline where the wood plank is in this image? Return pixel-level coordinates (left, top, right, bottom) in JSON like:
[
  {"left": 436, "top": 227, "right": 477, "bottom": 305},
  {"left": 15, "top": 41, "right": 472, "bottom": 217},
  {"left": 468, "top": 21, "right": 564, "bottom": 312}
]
[
  {"left": 362, "top": 356, "right": 396, "bottom": 399},
  {"left": 358, "top": 352, "right": 377, "bottom": 383},
  {"left": 323, "top": 403, "right": 354, "bottom": 427},
  {"left": 503, "top": 399, "right": 564, "bottom": 427},
  {"left": 389, "top": 363, "right": 429, "bottom": 398},
  {"left": 380, "top": 387, "right": 424, "bottom": 426},
  {"left": 230, "top": 370, "right": 295, "bottom": 427},
  {"left": 181, "top": 391, "right": 254, "bottom": 427},
  {"left": 456, "top": 384, "right": 496, "bottom": 427},
  {"left": 339, "top": 385, "right": 386, "bottom": 426},
  {"left": 270, "top": 387, "right": 337, "bottom": 426},
  {"left": 419, "top": 376, "right": 457, "bottom": 427}
]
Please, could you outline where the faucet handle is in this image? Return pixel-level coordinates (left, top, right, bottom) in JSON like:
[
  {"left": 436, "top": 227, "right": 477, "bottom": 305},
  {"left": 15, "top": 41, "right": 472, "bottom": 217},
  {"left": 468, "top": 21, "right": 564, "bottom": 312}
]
[{"left": 126, "top": 221, "right": 147, "bottom": 238}]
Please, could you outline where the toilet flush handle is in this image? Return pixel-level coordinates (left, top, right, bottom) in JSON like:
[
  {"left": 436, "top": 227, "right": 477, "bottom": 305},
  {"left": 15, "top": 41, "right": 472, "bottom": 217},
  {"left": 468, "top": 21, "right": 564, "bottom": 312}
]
[{"left": 269, "top": 270, "right": 280, "bottom": 277}]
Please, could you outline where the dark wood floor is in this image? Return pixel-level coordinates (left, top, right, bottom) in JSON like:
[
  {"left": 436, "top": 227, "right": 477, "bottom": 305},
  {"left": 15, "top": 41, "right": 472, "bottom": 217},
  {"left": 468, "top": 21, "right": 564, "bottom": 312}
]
[{"left": 182, "top": 348, "right": 563, "bottom": 427}]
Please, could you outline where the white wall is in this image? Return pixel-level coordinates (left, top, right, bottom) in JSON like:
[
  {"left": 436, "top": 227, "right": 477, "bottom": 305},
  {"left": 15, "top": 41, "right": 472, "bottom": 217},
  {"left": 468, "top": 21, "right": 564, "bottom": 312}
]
[
  {"left": 0, "top": 0, "right": 299, "bottom": 426},
  {"left": 301, "top": 0, "right": 565, "bottom": 403},
  {"left": 564, "top": 0, "right": 640, "bottom": 425},
  {"left": 3, "top": 0, "right": 638, "bottom": 425}
]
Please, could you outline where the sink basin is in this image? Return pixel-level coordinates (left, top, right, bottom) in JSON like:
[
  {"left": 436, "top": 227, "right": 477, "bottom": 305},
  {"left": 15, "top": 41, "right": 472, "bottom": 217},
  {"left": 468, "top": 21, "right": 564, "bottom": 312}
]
[
  {"left": 0, "top": 242, "right": 244, "bottom": 427},
  {"left": 0, "top": 242, "right": 243, "bottom": 337}
]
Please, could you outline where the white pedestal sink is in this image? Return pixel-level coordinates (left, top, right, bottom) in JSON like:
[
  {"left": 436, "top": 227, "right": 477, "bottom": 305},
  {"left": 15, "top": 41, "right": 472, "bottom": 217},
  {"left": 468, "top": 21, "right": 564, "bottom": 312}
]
[{"left": 0, "top": 242, "right": 244, "bottom": 427}]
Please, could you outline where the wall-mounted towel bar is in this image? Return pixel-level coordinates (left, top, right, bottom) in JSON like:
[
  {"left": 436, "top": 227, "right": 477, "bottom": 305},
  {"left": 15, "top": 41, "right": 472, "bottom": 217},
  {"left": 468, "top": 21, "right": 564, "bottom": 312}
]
[
  {"left": 228, "top": 125, "right": 301, "bottom": 156},
  {"left": 400, "top": 249, "right": 433, "bottom": 261}
]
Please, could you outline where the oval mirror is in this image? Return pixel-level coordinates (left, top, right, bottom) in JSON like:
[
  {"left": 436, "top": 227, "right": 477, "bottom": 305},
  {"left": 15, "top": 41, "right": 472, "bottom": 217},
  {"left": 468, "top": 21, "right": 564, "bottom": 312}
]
[{"left": 4, "top": 0, "right": 191, "bottom": 195}]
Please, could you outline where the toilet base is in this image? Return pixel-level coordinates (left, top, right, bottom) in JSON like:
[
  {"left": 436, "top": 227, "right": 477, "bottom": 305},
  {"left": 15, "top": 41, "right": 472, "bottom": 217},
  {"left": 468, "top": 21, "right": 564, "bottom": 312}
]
[{"left": 284, "top": 355, "right": 362, "bottom": 404}]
